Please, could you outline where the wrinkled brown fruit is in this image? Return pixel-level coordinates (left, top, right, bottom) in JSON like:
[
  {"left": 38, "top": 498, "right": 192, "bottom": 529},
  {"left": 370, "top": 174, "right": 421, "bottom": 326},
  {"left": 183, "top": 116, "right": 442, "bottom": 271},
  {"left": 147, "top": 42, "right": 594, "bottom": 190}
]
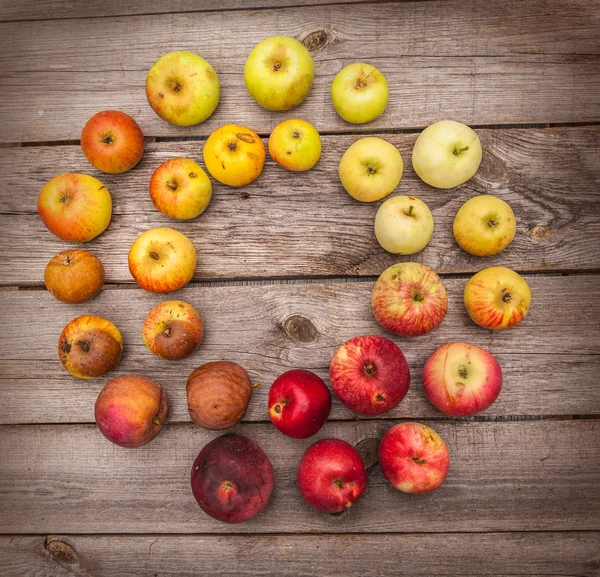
[{"left": 44, "top": 249, "right": 105, "bottom": 303}]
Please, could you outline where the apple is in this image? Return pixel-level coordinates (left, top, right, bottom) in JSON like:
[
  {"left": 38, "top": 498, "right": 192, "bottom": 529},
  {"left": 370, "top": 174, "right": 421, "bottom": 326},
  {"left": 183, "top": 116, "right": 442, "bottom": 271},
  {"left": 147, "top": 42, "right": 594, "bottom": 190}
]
[
  {"left": 146, "top": 51, "right": 220, "bottom": 126},
  {"left": 268, "top": 118, "right": 321, "bottom": 172},
  {"left": 38, "top": 173, "right": 112, "bottom": 242},
  {"left": 453, "top": 195, "right": 516, "bottom": 256},
  {"left": 297, "top": 438, "right": 367, "bottom": 513},
  {"left": 58, "top": 315, "right": 123, "bottom": 379},
  {"left": 142, "top": 300, "right": 203, "bottom": 361},
  {"left": 95, "top": 375, "right": 168, "bottom": 448},
  {"left": 329, "top": 335, "right": 410, "bottom": 416},
  {"left": 244, "top": 36, "right": 314, "bottom": 111},
  {"left": 150, "top": 157, "right": 212, "bottom": 220},
  {"left": 464, "top": 266, "right": 531, "bottom": 330},
  {"left": 372, "top": 262, "right": 448, "bottom": 337},
  {"left": 423, "top": 342, "right": 502, "bottom": 417},
  {"left": 379, "top": 422, "right": 449, "bottom": 494},
  {"left": 412, "top": 120, "right": 482, "bottom": 189},
  {"left": 44, "top": 249, "right": 104, "bottom": 304},
  {"left": 80, "top": 110, "right": 144, "bottom": 173},
  {"left": 331, "top": 63, "right": 388, "bottom": 124},
  {"left": 375, "top": 195, "right": 434, "bottom": 254},
  {"left": 191, "top": 433, "right": 274, "bottom": 523},
  {"left": 268, "top": 369, "right": 331, "bottom": 438},
  {"left": 203, "top": 124, "right": 266, "bottom": 187},
  {"left": 187, "top": 361, "right": 253, "bottom": 430},
  {"left": 339, "top": 137, "right": 403, "bottom": 202},
  {"left": 128, "top": 227, "right": 196, "bottom": 294}
]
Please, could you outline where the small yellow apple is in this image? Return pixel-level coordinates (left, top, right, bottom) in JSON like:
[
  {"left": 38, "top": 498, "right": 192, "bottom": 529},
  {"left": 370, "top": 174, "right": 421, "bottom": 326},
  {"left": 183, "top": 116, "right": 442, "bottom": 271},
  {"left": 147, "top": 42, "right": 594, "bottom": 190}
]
[
  {"left": 375, "top": 195, "right": 434, "bottom": 254},
  {"left": 453, "top": 195, "right": 516, "bottom": 256},
  {"left": 339, "top": 137, "right": 403, "bottom": 202},
  {"left": 412, "top": 120, "right": 482, "bottom": 189},
  {"left": 268, "top": 118, "right": 321, "bottom": 171}
]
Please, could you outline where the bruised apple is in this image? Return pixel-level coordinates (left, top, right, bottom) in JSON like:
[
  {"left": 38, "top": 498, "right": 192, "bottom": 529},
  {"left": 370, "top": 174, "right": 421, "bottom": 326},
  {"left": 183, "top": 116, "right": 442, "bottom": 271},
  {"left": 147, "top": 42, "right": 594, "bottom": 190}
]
[
  {"left": 44, "top": 249, "right": 104, "bottom": 304},
  {"left": 95, "top": 375, "right": 168, "bottom": 448},
  {"left": 187, "top": 361, "right": 252, "bottom": 430},
  {"left": 58, "top": 315, "right": 122, "bottom": 378},
  {"left": 143, "top": 300, "right": 203, "bottom": 361},
  {"left": 191, "top": 433, "right": 274, "bottom": 523},
  {"left": 268, "top": 118, "right": 321, "bottom": 172}
]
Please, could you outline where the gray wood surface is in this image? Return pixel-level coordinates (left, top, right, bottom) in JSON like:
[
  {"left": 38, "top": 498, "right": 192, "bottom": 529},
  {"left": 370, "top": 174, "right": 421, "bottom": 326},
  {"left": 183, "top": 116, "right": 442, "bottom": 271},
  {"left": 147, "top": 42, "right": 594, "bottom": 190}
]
[
  {"left": 1, "top": 0, "right": 599, "bottom": 142},
  {"left": 2, "top": 532, "right": 599, "bottom": 577},
  {"left": 1, "top": 275, "right": 599, "bottom": 424},
  {"left": 0, "top": 419, "right": 598, "bottom": 533},
  {"left": 2, "top": 127, "right": 598, "bottom": 285}
]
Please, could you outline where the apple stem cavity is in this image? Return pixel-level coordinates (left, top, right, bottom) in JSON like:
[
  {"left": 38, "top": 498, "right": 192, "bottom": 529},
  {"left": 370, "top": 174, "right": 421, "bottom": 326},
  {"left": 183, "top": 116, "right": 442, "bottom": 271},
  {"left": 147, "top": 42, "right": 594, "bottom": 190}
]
[
  {"left": 149, "top": 252, "right": 160, "bottom": 261},
  {"left": 363, "top": 363, "right": 377, "bottom": 377},
  {"left": 163, "top": 326, "right": 172, "bottom": 338},
  {"left": 334, "top": 479, "right": 344, "bottom": 489},
  {"left": 458, "top": 364, "right": 468, "bottom": 379},
  {"left": 170, "top": 80, "right": 182, "bottom": 92},
  {"left": 102, "top": 135, "right": 113, "bottom": 145},
  {"left": 502, "top": 291, "right": 512, "bottom": 303},
  {"left": 412, "top": 456, "right": 427, "bottom": 465}
]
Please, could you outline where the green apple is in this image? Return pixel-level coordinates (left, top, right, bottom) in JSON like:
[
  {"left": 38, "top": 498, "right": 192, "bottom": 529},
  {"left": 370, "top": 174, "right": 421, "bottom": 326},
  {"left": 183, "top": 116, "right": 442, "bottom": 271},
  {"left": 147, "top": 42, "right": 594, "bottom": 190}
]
[
  {"left": 453, "top": 195, "right": 516, "bottom": 256},
  {"left": 339, "top": 137, "right": 403, "bottom": 202},
  {"left": 331, "top": 63, "right": 388, "bottom": 124},
  {"left": 268, "top": 118, "right": 321, "bottom": 172},
  {"left": 375, "top": 195, "right": 434, "bottom": 254},
  {"left": 146, "top": 51, "right": 220, "bottom": 126},
  {"left": 244, "top": 36, "right": 314, "bottom": 111},
  {"left": 412, "top": 120, "right": 482, "bottom": 189}
]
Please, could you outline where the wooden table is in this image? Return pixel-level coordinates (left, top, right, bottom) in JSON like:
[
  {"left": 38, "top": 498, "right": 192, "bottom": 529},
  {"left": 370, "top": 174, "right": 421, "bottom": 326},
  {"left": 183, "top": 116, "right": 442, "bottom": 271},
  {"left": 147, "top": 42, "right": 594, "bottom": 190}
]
[{"left": 1, "top": 1, "right": 599, "bottom": 575}]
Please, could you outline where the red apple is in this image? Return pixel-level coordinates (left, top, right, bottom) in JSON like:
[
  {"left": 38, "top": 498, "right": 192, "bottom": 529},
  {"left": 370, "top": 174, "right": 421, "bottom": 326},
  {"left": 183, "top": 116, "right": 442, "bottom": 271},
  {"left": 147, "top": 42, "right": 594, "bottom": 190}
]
[
  {"left": 297, "top": 438, "right": 367, "bottom": 513},
  {"left": 372, "top": 262, "right": 448, "bottom": 337},
  {"left": 268, "top": 369, "right": 331, "bottom": 438},
  {"left": 81, "top": 110, "right": 144, "bottom": 173},
  {"left": 191, "top": 433, "right": 274, "bottom": 523},
  {"left": 423, "top": 342, "right": 502, "bottom": 417},
  {"left": 329, "top": 335, "right": 410, "bottom": 416},
  {"left": 378, "top": 422, "right": 449, "bottom": 494},
  {"left": 95, "top": 375, "right": 168, "bottom": 448}
]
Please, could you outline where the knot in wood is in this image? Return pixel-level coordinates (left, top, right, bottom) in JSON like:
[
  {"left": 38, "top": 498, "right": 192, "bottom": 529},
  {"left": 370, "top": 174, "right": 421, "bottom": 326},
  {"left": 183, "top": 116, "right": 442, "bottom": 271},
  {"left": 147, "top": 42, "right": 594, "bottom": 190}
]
[
  {"left": 354, "top": 437, "right": 379, "bottom": 471},
  {"left": 44, "top": 536, "right": 79, "bottom": 566},
  {"left": 283, "top": 314, "right": 318, "bottom": 343},
  {"left": 302, "top": 30, "right": 328, "bottom": 52},
  {"left": 528, "top": 225, "right": 550, "bottom": 242}
]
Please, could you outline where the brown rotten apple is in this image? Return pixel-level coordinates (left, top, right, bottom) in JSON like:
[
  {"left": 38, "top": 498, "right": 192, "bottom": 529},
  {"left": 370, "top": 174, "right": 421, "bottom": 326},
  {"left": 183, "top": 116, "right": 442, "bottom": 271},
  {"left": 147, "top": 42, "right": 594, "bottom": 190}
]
[
  {"left": 372, "top": 262, "right": 448, "bottom": 337},
  {"left": 143, "top": 300, "right": 203, "bottom": 361},
  {"left": 58, "top": 315, "right": 123, "bottom": 378},
  {"left": 44, "top": 249, "right": 104, "bottom": 304},
  {"left": 187, "top": 361, "right": 253, "bottom": 430}
]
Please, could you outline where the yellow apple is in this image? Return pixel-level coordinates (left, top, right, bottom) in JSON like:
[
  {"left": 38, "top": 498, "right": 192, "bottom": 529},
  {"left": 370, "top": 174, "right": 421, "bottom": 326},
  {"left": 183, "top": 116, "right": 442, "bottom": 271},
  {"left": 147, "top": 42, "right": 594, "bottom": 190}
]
[
  {"left": 268, "top": 118, "right": 321, "bottom": 171},
  {"left": 339, "top": 137, "right": 403, "bottom": 202},
  {"left": 412, "top": 120, "right": 482, "bottom": 189},
  {"left": 464, "top": 266, "right": 531, "bottom": 330},
  {"left": 375, "top": 195, "right": 434, "bottom": 254},
  {"left": 331, "top": 63, "right": 389, "bottom": 124},
  {"left": 453, "top": 195, "right": 516, "bottom": 256},
  {"left": 146, "top": 51, "right": 220, "bottom": 126},
  {"left": 244, "top": 36, "right": 314, "bottom": 111}
]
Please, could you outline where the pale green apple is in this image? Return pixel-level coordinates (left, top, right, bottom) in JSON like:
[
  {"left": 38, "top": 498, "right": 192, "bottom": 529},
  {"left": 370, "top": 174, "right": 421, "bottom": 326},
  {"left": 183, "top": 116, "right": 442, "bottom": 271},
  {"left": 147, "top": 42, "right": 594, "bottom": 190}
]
[
  {"left": 339, "top": 137, "right": 403, "bottom": 202},
  {"left": 331, "top": 63, "right": 388, "bottom": 124},
  {"left": 244, "top": 36, "right": 314, "bottom": 111},
  {"left": 412, "top": 120, "right": 482, "bottom": 189},
  {"left": 375, "top": 195, "right": 434, "bottom": 254},
  {"left": 146, "top": 51, "right": 220, "bottom": 126},
  {"left": 453, "top": 195, "right": 516, "bottom": 256}
]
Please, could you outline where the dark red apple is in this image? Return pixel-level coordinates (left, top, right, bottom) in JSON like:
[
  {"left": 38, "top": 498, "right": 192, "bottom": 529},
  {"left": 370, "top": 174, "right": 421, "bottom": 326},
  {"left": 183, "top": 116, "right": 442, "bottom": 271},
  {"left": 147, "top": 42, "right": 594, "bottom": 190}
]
[
  {"left": 329, "top": 335, "right": 410, "bottom": 416},
  {"left": 191, "top": 433, "right": 274, "bottom": 523},
  {"left": 297, "top": 438, "right": 367, "bottom": 513},
  {"left": 268, "top": 369, "right": 331, "bottom": 439}
]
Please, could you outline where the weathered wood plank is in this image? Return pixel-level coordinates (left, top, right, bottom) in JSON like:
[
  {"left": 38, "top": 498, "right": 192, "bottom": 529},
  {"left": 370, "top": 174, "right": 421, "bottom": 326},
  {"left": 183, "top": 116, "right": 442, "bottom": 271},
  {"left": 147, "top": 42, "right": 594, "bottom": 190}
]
[
  {"left": 1, "top": 0, "right": 599, "bottom": 142},
  {"left": 2, "top": 127, "right": 599, "bottom": 284},
  {"left": 0, "top": 420, "right": 598, "bottom": 533},
  {"left": 2, "top": 532, "right": 599, "bottom": 577},
  {"left": 1, "top": 275, "right": 599, "bottom": 424}
]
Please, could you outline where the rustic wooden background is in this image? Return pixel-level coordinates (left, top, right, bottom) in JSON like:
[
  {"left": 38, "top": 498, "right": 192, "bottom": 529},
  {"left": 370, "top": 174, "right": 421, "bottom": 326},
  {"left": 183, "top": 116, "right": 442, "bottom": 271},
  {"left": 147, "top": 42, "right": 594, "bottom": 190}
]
[{"left": 1, "top": 1, "right": 599, "bottom": 575}]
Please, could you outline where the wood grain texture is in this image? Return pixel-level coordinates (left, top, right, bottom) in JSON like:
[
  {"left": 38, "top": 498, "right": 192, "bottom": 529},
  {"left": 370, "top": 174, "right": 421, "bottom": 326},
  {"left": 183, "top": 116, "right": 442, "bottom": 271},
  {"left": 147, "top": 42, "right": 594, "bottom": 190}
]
[
  {"left": 2, "top": 127, "right": 599, "bottom": 285},
  {"left": 0, "top": 419, "right": 599, "bottom": 533},
  {"left": 2, "top": 532, "right": 599, "bottom": 577},
  {"left": 1, "top": 0, "right": 599, "bottom": 142},
  {"left": 1, "top": 275, "right": 599, "bottom": 424}
]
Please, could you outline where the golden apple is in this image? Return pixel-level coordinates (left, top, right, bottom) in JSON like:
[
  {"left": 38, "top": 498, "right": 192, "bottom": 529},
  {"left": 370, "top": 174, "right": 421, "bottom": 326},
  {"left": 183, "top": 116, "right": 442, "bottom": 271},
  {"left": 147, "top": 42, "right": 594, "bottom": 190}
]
[
  {"left": 268, "top": 118, "right": 321, "bottom": 172},
  {"left": 464, "top": 266, "right": 531, "bottom": 330},
  {"left": 44, "top": 249, "right": 104, "bottom": 304}
]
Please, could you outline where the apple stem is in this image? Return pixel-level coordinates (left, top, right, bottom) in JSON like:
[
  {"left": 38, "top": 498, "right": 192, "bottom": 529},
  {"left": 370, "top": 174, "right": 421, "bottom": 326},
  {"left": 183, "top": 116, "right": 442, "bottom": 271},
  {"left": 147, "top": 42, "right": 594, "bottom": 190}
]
[
  {"left": 405, "top": 205, "right": 414, "bottom": 217},
  {"left": 453, "top": 145, "right": 469, "bottom": 156},
  {"left": 166, "top": 180, "right": 178, "bottom": 191},
  {"left": 252, "top": 382, "right": 261, "bottom": 389},
  {"left": 149, "top": 252, "right": 160, "bottom": 261}
]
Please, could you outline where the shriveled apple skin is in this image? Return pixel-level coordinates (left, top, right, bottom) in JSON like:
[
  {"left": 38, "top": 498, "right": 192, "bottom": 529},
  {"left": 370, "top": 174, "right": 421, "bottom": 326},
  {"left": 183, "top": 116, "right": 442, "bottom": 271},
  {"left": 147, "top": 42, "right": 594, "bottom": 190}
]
[
  {"left": 186, "top": 361, "right": 252, "bottom": 430},
  {"left": 95, "top": 375, "right": 168, "bottom": 448},
  {"left": 44, "top": 249, "right": 104, "bottom": 304},
  {"left": 191, "top": 433, "right": 274, "bottom": 523}
]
